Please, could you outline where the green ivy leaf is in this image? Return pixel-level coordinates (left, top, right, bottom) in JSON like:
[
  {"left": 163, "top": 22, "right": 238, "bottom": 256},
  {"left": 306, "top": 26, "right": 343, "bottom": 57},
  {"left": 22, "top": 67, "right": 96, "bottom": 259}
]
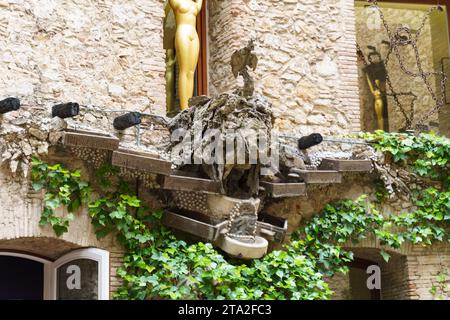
[
  {"left": 31, "top": 181, "right": 44, "bottom": 191},
  {"left": 380, "top": 250, "right": 391, "bottom": 263}
]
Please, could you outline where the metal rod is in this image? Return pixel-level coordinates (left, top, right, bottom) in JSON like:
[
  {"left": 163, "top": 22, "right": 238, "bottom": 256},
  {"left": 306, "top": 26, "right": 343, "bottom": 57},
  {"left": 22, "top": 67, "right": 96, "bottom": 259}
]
[
  {"left": 322, "top": 138, "right": 370, "bottom": 146},
  {"left": 277, "top": 133, "right": 371, "bottom": 146},
  {"left": 79, "top": 105, "right": 168, "bottom": 125},
  {"left": 136, "top": 124, "right": 141, "bottom": 146}
]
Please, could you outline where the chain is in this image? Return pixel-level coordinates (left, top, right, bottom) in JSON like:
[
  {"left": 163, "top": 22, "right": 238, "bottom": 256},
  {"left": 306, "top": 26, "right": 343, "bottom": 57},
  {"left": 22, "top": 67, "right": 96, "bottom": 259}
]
[
  {"left": 365, "top": 0, "right": 448, "bottom": 130},
  {"left": 226, "top": 202, "right": 258, "bottom": 241},
  {"left": 356, "top": 43, "right": 369, "bottom": 68},
  {"left": 384, "top": 46, "right": 417, "bottom": 128}
]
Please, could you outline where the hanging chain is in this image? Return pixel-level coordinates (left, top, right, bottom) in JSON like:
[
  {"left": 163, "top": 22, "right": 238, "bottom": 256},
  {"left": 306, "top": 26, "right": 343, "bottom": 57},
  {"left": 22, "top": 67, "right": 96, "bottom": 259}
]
[
  {"left": 226, "top": 202, "right": 258, "bottom": 242},
  {"left": 364, "top": 0, "right": 448, "bottom": 130},
  {"left": 356, "top": 43, "right": 369, "bottom": 68}
]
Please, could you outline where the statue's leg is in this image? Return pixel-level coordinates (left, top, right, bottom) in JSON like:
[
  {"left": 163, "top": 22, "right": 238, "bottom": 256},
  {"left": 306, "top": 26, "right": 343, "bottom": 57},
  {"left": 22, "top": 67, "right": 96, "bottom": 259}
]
[
  {"left": 187, "top": 35, "right": 200, "bottom": 103},
  {"left": 375, "top": 100, "right": 384, "bottom": 131},
  {"left": 176, "top": 32, "right": 192, "bottom": 110}
]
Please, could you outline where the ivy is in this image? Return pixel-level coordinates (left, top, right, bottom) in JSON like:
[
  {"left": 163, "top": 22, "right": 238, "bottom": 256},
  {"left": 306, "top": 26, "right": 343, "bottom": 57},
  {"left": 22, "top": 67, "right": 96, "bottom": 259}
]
[
  {"left": 361, "top": 131, "right": 450, "bottom": 185},
  {"left": 91, "top": 164, "right": 331, "bottom": 300},
  {"left": 374, "top": 179, "right": 389, "bottom": 203},
  {"left": 30, "top": 157, "right": 91, "bottom": 236},
  {"left": 88, "top": 167, "right": 154, "bottom": 250},
  {"left": 30, "top": 131, "right": 450, "bottom": 300},
  {"left": 361, "top": 131, "right": 450, "bottom": 246},
  {"left": 430, "top": 272, "right": 450, "bottom": 300}
]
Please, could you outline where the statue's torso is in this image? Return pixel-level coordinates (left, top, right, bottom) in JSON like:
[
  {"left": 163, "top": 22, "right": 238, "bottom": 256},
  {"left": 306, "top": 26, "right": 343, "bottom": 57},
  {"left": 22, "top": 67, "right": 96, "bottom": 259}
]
[{"left": 174, "top": 0, "right": 199, "bottom": 27}]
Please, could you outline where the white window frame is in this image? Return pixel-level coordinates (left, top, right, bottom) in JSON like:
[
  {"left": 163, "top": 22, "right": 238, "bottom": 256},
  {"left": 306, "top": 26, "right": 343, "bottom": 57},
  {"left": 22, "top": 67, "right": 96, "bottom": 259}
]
[
  {"left": 0, "top": 251, "right": 53, "bottom": 299},
  {"left": 50, "top": 248, "right": 110, "bottom": 300},
  {"left": 0, "top": 248, "right": 109, "bottom": 300}
]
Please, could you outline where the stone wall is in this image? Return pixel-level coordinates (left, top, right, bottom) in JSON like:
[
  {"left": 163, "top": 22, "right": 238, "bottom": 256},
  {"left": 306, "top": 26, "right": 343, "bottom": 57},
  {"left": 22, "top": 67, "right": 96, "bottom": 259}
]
[
  {"left": 207, "top": 0, "right": 361, "bottom": 136},
  {"left": 0, "top": 0, "right": 156, "bottom": 290},
  {"left": 0, "top": 0, "right": 448, "bottom": 301},
  {"left": 0, "top": 0, "right": 166, "bottom": 115},
  {"left": 355, "top": 3, "right": 441, "bottom": 132},
  {"left": 264, "top": 168, "right": 449, "bottom": 300}
]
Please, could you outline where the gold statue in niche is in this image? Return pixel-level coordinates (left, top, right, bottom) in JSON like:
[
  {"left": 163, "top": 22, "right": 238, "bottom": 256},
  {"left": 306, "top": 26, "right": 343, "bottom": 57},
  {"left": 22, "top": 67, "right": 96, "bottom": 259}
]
[
  {"left": 164, "top": 2, "right": 177, "bottom": 114},
  {"left": 169, "top": 0, "right": 203, "bottom": 110},
  {"left": 367, "top": 75, "right": 385, "bottom": 131}
]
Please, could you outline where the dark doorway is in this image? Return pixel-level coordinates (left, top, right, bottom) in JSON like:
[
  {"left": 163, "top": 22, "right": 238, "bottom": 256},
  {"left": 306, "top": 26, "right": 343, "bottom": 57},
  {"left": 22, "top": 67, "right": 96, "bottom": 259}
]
[
  {"left": 348, "top": 257, "right": 381, "bottom": 300},
  {"left": 0, "top": 256, "right": 44, "bottom": 300}
]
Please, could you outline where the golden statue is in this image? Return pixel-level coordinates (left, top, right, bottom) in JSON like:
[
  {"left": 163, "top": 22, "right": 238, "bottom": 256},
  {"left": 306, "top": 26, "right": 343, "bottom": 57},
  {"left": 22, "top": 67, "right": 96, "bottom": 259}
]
[
  {"left": 169, "top": 0, "right": 203, "bottom": 110},
  {"left": 367, "top": 75, "right": 385, "bottom": 131},
  {"left": 164, "top": 2, "right": 177, "bottom": 114}
]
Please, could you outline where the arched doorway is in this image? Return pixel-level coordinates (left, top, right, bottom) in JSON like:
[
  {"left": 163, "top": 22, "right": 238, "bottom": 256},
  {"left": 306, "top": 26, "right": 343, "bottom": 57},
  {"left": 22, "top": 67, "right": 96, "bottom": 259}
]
[
  {"left": 0, "top": 252, "right": 51, "bottom": 300},
  {"left": 348, "top": 257, "right": 381, "bottom": 300},
  {"left": 347, "top": 247, "right": 409, "bottom": 300}
]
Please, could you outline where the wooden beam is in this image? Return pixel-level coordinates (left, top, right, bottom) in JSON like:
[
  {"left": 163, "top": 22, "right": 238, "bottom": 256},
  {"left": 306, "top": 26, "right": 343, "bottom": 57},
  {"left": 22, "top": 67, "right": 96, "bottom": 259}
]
[
  {"left": 296, "top": 170, "right": 342, "bottom": 184},
  {"left": 162, "top": 210, "right": 227, "bottom": 241},
  {"left": 65, "top": 128, "right": 111, "bottom": 137},
  {"left": 196, "top": 3, "right": 208, "bottom": 96},
  {"left": 164, "top": 175, "right": 222, "bottom": 193},
  {"left": 260, "top": 181, "right": 307, "bottom": 198},
  {"left": 112, "top": 150, "right": 172, "bottom": 175},
  {"left": 257, "top": 221, "right": 287, "bottom": 243},
  {"left": 319, "top": 159, "right": 372, "bottom": 172},
  {"left": 63, "top": 131, "right": 119, "bottom": 151}
]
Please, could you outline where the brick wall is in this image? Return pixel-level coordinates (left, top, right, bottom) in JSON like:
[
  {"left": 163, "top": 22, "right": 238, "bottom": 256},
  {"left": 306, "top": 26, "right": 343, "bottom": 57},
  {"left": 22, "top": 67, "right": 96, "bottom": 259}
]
[
  {"left": 109, "top": 251, "right": 125, "bottom": 298},
  {"left": 327, "top": 273, "right": 351, "bottom": 300},
  {"left": 380, "top": 254, "right": 410, "bottom": 299},
  {"left": 406, "top": 244, "right": 450, "bottom": 300},
  {"left": 0, "top": 164, "right": 124, "bottom": 298},
  {"left": 328, "top": 244, "right": 450, "bottom": 300}
]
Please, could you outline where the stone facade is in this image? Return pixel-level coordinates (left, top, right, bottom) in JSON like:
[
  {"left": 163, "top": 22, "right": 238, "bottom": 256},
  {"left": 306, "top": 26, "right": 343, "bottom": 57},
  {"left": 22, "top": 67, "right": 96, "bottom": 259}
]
[
  {"left": 0, "top": 0, "right": 166, "bottom": 115},
  {"left": 0, "top": 0, "right": 448, "bottom": 300},
  {"left": 264, "top": 171, "right": 449, "bottom": 300}
]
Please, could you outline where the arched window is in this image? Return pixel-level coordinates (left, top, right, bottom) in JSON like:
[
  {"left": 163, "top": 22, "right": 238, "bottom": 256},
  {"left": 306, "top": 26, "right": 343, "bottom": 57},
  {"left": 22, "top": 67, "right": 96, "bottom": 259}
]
[{"left": 0, "top": 249, "right": 109, "bottom": 300}]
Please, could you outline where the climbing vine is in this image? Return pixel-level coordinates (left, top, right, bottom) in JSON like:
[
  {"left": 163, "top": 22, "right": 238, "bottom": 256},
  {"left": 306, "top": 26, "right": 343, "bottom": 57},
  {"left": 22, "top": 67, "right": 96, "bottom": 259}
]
[
  {"left": 31, "top": 158, "right": 92, "bottom": 236},
  {"left": 430, "top": 271, "right": 450, "bottom": 300},
  {"left": 361, "top": 131, "right": 449, "bottom": 185},
  {"left": 31, "top": 131, "right": 449, "bottom": 300},
  {"left": 362, "top": 131, "right": 449, "bottom": 253}
]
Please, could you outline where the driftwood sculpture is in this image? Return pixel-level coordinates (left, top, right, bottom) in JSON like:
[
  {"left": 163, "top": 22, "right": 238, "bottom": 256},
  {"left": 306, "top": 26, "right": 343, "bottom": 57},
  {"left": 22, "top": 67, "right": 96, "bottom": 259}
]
[
  {"left": 168, "top": 40, "right": 274, "bottom": 197},
  {"left": 231, "top": 39, "right": 258, "bottom": 97}
]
